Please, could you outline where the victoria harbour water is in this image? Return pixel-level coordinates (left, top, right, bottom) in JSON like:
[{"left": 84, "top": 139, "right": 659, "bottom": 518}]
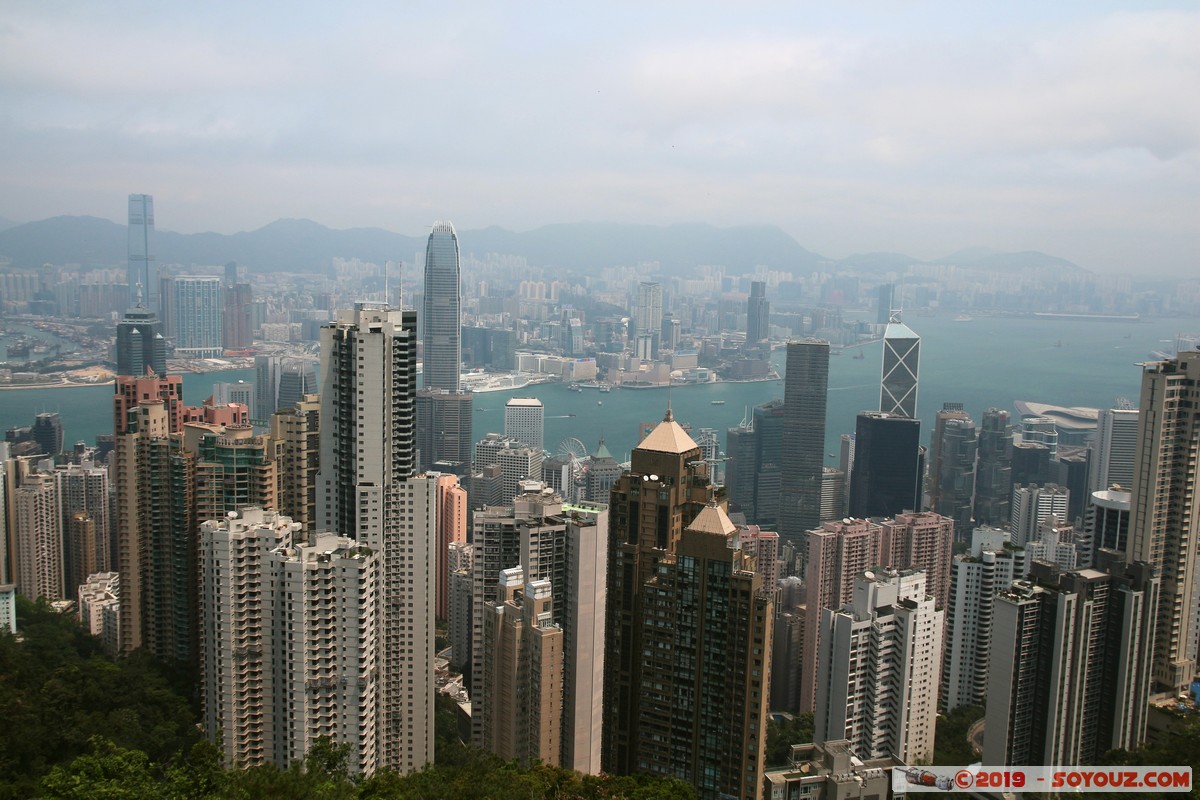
[{"left": 2, "top": 314, "right": 1195, "bottom": 464}]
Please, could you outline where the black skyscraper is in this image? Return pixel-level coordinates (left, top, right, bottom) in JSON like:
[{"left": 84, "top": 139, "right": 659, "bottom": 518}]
[
  {"left": 115, "top": 307, "right": 167, "bottom": 378},
  {"left": 975, "top": 407, "right": 1014, "bottom": 526},
  {"left": 33, "top": 412, "right": 64, "bottom": 458},
  {"left": 848, "top": 412, "right": 922, "bottom": 519},
  {"left": 779, "top": 339, "right": 830, "bottom": 547},
  {"left": 746, "top": 280, "right": 769, "bottom": 343}
]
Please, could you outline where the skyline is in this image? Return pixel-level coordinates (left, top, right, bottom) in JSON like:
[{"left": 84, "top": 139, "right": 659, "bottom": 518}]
[{"left": 0, "top": 3, "right": 1197, "bottom": 276}]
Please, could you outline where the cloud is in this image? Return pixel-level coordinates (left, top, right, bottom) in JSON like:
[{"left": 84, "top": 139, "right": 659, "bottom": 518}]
[{"left": 0, "top": 3, "right": 1195, "bottom": 275}]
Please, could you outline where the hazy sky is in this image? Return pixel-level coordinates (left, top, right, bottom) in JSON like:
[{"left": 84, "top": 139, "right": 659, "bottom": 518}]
[{"left": 1, "top": 2, "right": 1197, "bottom": 275}]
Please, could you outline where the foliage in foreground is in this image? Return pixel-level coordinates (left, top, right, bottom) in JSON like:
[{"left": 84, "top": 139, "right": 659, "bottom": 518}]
[
  {"left": 38, "top": 737, "right": 696, "bottom": 800},
  {"left": 3, "top": 596, "right": 694, "bottom": 799}
]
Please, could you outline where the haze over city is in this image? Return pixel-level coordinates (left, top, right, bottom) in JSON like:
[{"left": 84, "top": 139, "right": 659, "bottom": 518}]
[{"left": 2, "top": 1, "right": 1198, "bottom": 275}]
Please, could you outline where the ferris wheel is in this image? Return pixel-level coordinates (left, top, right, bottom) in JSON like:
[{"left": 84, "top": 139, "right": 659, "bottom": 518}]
[{"left": 558, "top": 437, "right": 588, "bottom": 461}]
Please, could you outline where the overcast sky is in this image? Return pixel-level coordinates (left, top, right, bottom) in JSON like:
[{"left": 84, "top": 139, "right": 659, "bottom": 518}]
[{"left": 1, "top": 2, "right": 1197, "bottom": 275}]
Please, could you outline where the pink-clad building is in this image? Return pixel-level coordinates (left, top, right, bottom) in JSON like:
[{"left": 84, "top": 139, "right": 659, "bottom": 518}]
[
  {"left": 799, "top": 512, "right": 954, "bottom": 713},
  {"left": 113, "top": 374, "right": 185, "bottom": 434},
  {"left": 436, "top": 473, "right": 468, "bottom": 620},
  {"left": 184, "top": 400, "right": 249, "bottom": 428},
  {"left": 880, "top": 512, "right": 954, "bottom": 610},
  {"left": 800, "top": 519, "right": 884, "bottom": 714}
]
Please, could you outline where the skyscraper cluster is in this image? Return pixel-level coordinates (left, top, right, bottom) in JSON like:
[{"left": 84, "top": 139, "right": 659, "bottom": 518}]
[{"left": 7, "top": 199, "right": 1200, "bottom": 800}]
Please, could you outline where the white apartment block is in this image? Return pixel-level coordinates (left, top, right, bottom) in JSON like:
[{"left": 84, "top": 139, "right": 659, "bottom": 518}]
[
  {"left": 78, "top": 571, "right": 121, "bottom": 656},
  {"left": 1010, "top": 483, "right": 1069, "bottom": 547},
  {"left": 815, "top": 569, "right": 943, "bottom": 764},
  {"left": 199, "top": 508, "right": 380, "bottom": 773},
  {"left": 942, "top": 527, "right": 1019, "bottom": 711}
]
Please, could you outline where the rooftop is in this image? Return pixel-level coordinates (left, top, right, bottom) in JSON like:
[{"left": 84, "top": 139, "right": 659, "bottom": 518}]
[{"left": 637, "top": 409, "right": 700, "bottom": 454}]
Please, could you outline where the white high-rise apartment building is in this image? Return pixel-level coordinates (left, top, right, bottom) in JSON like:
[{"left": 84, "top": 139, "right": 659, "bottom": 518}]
[
  {"left": 315, "top": 302, "right": 435, "bottom": 774},
  {"left": 1127, "top": 350, "right": 1200, "bottom": 693},
  {"left": 1022, "top": 517, "right": 1080, "bottom": 574},
  {"left": 815, "top": 569, "right": 943, "bottom": 764},
  {"left": 199, "top": 508, "right": 379, "bottom": 773},
  {"left": 942, "top": 527, "right": 1019, "bottom": 711},
  {"left": 504, "top": 398, "right": 545, "bottom": 452},
  {"left": 1090, "top": 407, "right": 1139, "bottom": 494},
  {"left": 1010, "top": 483, "right": 1069, "bottom": 547}
]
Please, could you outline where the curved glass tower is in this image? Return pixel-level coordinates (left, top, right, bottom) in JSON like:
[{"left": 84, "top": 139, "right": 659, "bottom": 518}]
[{"left": 423, "top": 221, "right": 461, "bottom": 391}]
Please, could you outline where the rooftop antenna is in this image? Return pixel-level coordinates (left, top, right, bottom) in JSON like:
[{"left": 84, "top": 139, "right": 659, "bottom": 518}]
[
  {"left": 665, "top": 382, "right": 673, "bottom": 422},
  {"left": 383, "top": 260, "right": 389, "bottom": 307}
]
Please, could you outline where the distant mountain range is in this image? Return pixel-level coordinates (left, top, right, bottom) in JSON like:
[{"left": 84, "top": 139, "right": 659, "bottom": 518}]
[{"left": 0, "top": 215, "right": 1087, "bottom": 277}]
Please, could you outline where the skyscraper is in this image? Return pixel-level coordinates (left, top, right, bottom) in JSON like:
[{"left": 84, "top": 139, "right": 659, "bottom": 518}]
[
  {"left": 779, "top": 339, "right": 830, "bottom": 549},
  {"left": 13, "top": 472, "right": 61, "bottom": 600},
  {"left": 604, "top": 413, "right": 773, "bottom": 799},
  {"left": 928, "top": 403, "right": 977, "bottom": 538},
  {"left": 199, "top": 508, "right": 379, "bottom": 773},
  {"left": 634, "top": 281, "right": 663, "bottom": 357},
  {"left": 800, "top": 513, "right": 953, "bottom": 714},
  {"left": 32, "top": 412, "right": 64, "bottom": 459},
  {"left": 127, "top": 194, "right": 156, "bottom": 310},
  {"left": 880, "top": 317, "right": 920, "bottom": 419},
  {"left": 270, "top": 394, "right": 320, "bottom": 534},
  {"left": 942, "top": 527, "right": 1019, "bottom": 712},
  {"left": 975, "top": 408, "right": 1014, "bottom": 526},
  {"left": 983, "top": 554, "right": 1158, "bottom": 766},
  {"left": 1010, "top": 483, "right": 1069, "bottom": 547},
  {"left": 746, "top": 280, "right": 769, "bottom": 343},
  {"left": 1126, "top": 350, "right": 1200, "bottom": 693},
  {"left": 56, "top": 460, "right": 111, "bottom": 589},
  {"left": 1090, "top": 407, "right": 1139, "bottom": 494},
  {"left": 815, "top": 569, "right": 943, "bottom": 764},
  {"left": 1083, "top": 487, "right": 1130, "bottom": 566},
  {"left": 481, "top": 568, "right": 563, "bottom": 765},
  {"left": 275, "top": 360, "right": 318, "bottom": 414},
  {"left": 603, "top": 417, "right": 771, "bottom": 800},
  {"left": 847, "top": 412, "right": 922, "bottom": 519},
  {"left": 315, "top": 302, "right": 434, "bottom": 773},
  {"left": 415, "top": 389, "right": 475, "bottom": 472},
  {"left": 469, "top": 484, "right": 608, "bottom": 772},
  {"left": 115, "top": 306, "right": 167, "bottom": 377},
  {"left": 422, "top": 221, "right": 462, "bottom": 391},
  {"left": 111, "top": 374, "right": 193, "bottom": 661},
  {"left": 504, "top": 397, "right": 545, "bottom": 453},
  {"left": 318, "top": 303, "right": 417, "bottom": 538},
  {"left": 173, "top": 276, "right": 224, "bottom": 358}
]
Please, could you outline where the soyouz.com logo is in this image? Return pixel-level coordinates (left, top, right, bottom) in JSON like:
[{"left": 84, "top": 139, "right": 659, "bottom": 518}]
[{"left": 893, "top": 766, "right": 1192, "bottom": 793}]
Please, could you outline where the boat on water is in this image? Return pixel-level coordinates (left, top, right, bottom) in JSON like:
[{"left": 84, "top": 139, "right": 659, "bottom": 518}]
[
  {"left": 597, "top": 400, "right": 603, "bottom": 406},
  {"left": 711, "top": 400, "right": 726, "bottom": 405},
  {"left": 598, "top": 383, "right": 612, "bottom": 393},
  {"left": 852, "top": 351, "right": 865, "bottom": 360}
]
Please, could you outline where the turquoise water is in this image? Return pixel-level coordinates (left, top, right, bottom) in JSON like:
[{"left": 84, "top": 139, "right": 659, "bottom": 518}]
[{"left": 1, "top": 315, "right": 1194, "bottom": 462}]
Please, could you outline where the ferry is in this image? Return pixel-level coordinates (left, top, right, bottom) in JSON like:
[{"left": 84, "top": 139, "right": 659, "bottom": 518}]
[{"left": 711, "top": 400, "right": 726, "bottom": 405}]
